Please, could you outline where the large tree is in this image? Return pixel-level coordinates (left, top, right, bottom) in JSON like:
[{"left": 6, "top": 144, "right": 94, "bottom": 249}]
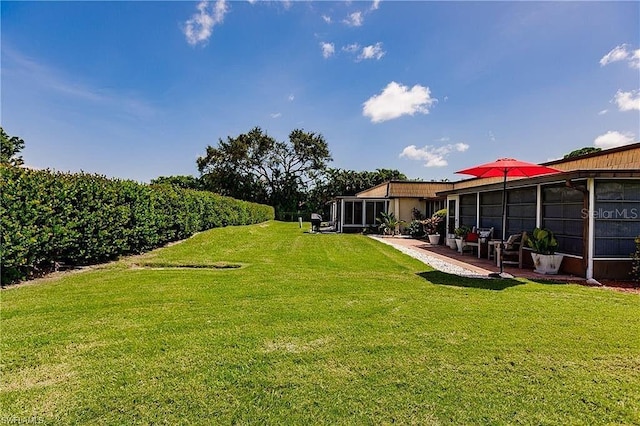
[
  {"left": 1, "top": 127, "right": 25, "bottom": 167},
  {"left": 197, "top": 127, "right": 331, "bottom": 218}
]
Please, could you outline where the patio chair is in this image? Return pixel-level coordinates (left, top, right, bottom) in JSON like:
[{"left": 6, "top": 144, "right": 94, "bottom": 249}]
[
  {"left": 499, "top": 231, "right": 528, "bottom": 268},
  {"left": 461, "top": 227, "right": 493, "bottom": 258}
]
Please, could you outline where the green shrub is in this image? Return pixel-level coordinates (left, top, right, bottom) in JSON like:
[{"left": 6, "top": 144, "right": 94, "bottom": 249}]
[{"left": 0, "top": 165, "right": 274, "bottom": 284}]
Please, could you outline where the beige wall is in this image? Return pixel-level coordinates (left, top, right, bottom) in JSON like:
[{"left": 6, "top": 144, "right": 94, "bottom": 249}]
[{"left": 397, "top": 198, "right": 424, "bottom": 224}]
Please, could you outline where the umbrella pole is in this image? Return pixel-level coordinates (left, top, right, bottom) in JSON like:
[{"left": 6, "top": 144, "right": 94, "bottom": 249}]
[{"left": 500, "top": 169, "right": 507, "bottom": 275}]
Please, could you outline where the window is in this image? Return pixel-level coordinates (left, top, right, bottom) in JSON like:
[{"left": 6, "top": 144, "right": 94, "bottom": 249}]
[
  {"left": 365, "top": 201, "right": 387, "bottom": 225},
  {"left": 344, "top": 201, "right": 354, "bottom": 225},
  {"left": 459, "top": 193, "right": 477, "bottom": 229},
  {"left": 447, "top": 199, "right": 456, "bottom": 234},
  {"left": 506, "top": 187, "right": 536, "bottom": 236},
  {"left": 480, "top": 191, "right": 503, "bottom": 239},
  {"left": 594, "top": 180, "right": 640, "bottom": 257},
  {"left": 426, "top": 199, "right": 445, "bottom": 218},
  {"left": 542, "top": 183, "right": 584, "bottom": 256}
]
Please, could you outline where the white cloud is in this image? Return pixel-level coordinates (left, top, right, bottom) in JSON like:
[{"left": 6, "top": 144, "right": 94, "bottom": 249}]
[
  {"left": 600, "top": 44, "right": 640, "bottom": 69},
  {"left": 614, "top": 89, "right": 640, "bottom": 111},
  {"left": 400, "top": 143, "right": 469, "bottom": 167},
  {"left": 320, "top": 42, "right": 335, "bottom": 59},
  {"left": 632, "top": 49, "right": 640, "bottom": 69},
  {"left": 322, "top": 15, "right": 332, "bottom": 24},
  {"left": 600, "top": 44, "right": 629, "bottom": 66},
  {"left": 597, "top": 109, "right": 608, "bottom": 115},
  {"left": 182, "top": 0, "right": 229, "bottom": 46},
  {"left": 488, "top": 131, "right": 496, "bottom": 143},
  {"left": 362, "top": 81, "right": 436, "bottom": 123},
  {"left": 371, "top": 0, "right": 381, "bottom": 11},
  {"left": 594, "top": 131, "right": 636, "bottom": 149},
  {"left": 270, "top": 112, "right": 282, "bottom": 118},
  {"left": 343, "top": 11, "right": 363, "bottom": 27},
  {"left": 342, "top": 43, "right": 360, "bottom": 53},
  {"left": 288, "top": 94, "right": 295, "bottom": 101},
  {"left": 357, "top": 42, "right": 385, "bottom": 61}
]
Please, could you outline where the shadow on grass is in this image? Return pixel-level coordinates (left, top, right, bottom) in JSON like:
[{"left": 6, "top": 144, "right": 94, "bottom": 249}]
[
  {"left": 417, "top": 271, "right": 524, "bottom": 291},
  {"left": 525, "top": 278, "right": 568, "bottom": 285}
]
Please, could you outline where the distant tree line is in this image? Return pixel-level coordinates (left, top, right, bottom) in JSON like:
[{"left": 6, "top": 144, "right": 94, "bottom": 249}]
[{"left": 152, "top": 127, "right": 408, "bottom": 220}]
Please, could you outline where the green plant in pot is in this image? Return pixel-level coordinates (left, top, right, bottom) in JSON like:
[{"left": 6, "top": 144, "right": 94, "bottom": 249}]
[
  {"left": 377, "top": 212, "right": 404, "bottom": 236},
  {"left": 454, "top": 225, "right": 471, "bottom": 238},
  {"left": 421, "top": 214, "right": 444, "bottom": 244},
  {"left": 527, "top": 227, "right": 564, "bottom": 274},
  {"left": 453, "top": 225, "right": 471, "bottom": 251}
]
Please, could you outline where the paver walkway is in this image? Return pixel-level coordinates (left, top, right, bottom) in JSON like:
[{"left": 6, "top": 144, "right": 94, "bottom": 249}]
[{"left": 373, "top": 236, "right": 586, "bottom": 282}]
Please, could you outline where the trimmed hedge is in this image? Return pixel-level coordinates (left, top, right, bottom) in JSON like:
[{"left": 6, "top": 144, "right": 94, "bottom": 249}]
[{"left": 0, "top": 166, "right": 274, "bottom": 284}]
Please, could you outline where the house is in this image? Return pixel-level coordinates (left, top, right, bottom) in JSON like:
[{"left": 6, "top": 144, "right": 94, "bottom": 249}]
[
  {"left": 328, "top": 180, "right": 453, "bottom": 233},
  {"left": 331, "top": 143, "right": 640, "bottom": 280}
]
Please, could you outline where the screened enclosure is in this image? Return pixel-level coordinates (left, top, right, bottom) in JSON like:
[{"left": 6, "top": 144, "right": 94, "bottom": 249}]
[{"left": 594, "top": 180, "right": 640, "bottom": 258}]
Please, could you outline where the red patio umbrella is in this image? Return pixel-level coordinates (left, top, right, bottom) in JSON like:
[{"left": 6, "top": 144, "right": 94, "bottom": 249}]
[{"left": 456, "top": 158, "right": 561, "bottom": 276}]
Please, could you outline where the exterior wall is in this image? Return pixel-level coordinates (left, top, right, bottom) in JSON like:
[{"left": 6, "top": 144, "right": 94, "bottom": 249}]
[
  {"left": 593, "top": 260, "right": 633, "bottom": 280},
  {"left": 398, "top": 198, "right": 424, "bottom": 224},
  {"left": 559, "top": 256, "right": 587, "bottom": 278}
]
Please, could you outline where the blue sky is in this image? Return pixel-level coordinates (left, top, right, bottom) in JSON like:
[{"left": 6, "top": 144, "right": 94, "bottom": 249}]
[{"left": 2, "top": 1, "right": 639, "bottom": 183}]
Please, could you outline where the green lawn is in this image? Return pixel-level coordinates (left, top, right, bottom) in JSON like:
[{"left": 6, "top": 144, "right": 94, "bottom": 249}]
[{"left": 2, "top": 221, "right": 639, "bottom": 424}]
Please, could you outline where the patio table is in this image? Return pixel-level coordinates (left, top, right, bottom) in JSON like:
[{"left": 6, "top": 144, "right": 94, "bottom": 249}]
[{"left": 488, "top": 240, "right": 501, "bottom": 264}]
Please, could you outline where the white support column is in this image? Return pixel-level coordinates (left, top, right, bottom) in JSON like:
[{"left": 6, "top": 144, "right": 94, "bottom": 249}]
[
  {"left": 476, "top": 192, "right": 480, "bottom": 229},
  {"left": 340, "top": 199, "right": 345, "bottom": 233},
  {"left": 361, "top": 200, "right": 366, "bottom": 225},
  {"left": 536, "top": 184, "right": 542, "bottom": 228},
  {"left": 394, "top": 198, "right": 401, "bottom": 233},
  {"left": 586, "top": 178, "right": 595, "bottom": 280}
]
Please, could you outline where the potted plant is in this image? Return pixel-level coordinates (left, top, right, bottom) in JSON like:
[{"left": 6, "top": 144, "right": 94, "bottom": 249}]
[
  {"left": 446, "top": 233, "right": 457, "bottom": 249},
  {"left": 376, "top": 212, "right": 404, "bottom": 236},
  {"left": 454, "top": 225, "right": 472, "bottom": 252},
  {"left": 422, "top": 214, "right": 443, "bottom": 244},
  {"left": 526, "top": 227, "right": 564, "bottom": 274}
]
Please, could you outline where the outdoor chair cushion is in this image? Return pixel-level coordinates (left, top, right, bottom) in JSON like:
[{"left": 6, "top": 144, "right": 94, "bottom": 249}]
[
  {"left": 479, "top": 230, "right": 492, "bottom": 239},
  {"left": 466, "top": 232, "right": 478, "bottom": 242},
  {"left": 504, "top": 234, "right": 521, "bottom": 250}
]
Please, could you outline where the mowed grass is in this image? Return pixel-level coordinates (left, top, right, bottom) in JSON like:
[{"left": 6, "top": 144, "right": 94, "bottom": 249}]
[{"left": 1, "top": 221, "right": 639, "bottom": 425}]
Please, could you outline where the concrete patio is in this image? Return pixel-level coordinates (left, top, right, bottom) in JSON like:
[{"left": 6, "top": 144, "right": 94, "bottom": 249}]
[{"left": 382, "top": 236, "right": 587, "bottom": 283}]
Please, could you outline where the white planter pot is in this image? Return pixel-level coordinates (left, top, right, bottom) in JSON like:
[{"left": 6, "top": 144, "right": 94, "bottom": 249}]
[
  {"left": 531, "top": 253, "right": 564, "bottom": 275},
  {"left": 455, "top": 238, "right": 464, "bottom": 252},
  {"left": 428, "top": 234, "right": 440, "bottom": 245},
  {"left": 447, "top": 237, "right": 457, "bottom": 249}
]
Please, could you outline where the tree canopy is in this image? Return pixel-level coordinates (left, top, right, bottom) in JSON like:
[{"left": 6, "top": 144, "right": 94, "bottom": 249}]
[
  {"left": 1, "top": 127, "right": 25, "bottom": 167},
  {"left": 563, "top": 147, "right": 602, "bottom": 159},
  {"left": 197, "top": 127, "right": 332, "bottom": 218}
]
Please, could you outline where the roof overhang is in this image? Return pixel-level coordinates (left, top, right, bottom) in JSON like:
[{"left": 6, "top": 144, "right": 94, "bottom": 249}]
[{"left": 436, "top": 169, "right": 640, "bottom": 196}]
